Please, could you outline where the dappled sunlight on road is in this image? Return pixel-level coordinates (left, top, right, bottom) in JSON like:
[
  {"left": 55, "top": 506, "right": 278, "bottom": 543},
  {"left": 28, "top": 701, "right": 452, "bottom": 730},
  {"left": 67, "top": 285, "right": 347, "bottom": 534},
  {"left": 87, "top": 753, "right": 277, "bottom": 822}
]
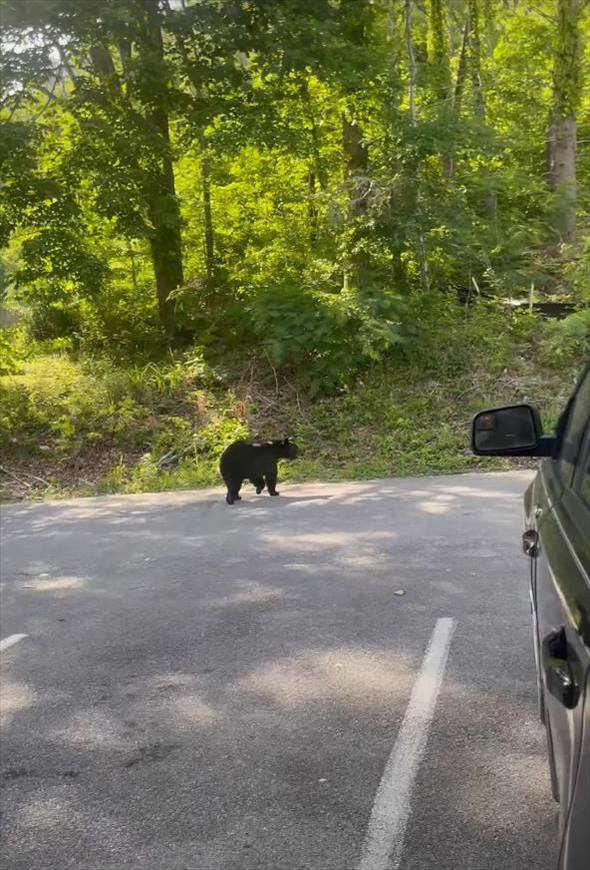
[
  {"left": 17, "top": 797, "right": 84, "bottom": 833},
  {"left": 19, "top": 576, "right": 85, "bottom": 594},
  {"left": 238, "top": 648, "right": 415, "bottom": 710},
  {"left": 428, "top": 484, "right": 523, "bottom": 500},
  {"left": 1, "top": 680, "right": 37, "bottom": 728},
  {"left": 208, "top": 581, "right": 290, "bottom": 608},
  {"left": 120, "top": 672, "right": 220, "bottom": 730},
  {"left": 170, "top": 693, "right": 219, "bottom": 727},
  {"left": 52, "top": 709, "right": 130, "bottom": 752},
  {"left": 418, "top": 501, "right": 451, "bottom": 514},
  {"left": 14, "top": 795, "right": 133, "bottom": 858},
  {"left": 261, "top": 529, "right": 395, "bottom": 552}
]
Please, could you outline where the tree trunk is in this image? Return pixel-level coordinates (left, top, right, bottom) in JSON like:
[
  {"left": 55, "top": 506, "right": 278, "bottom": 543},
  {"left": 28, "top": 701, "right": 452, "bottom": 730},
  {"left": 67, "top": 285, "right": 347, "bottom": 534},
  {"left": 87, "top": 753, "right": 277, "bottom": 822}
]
[
  {"left": 453, "top": 20, "right": 470, "bottom": 116},
  {"left": 146, "top": 137, "right": 184, "bottom": 334},
  {"left": 165, "top": 22, "right": 214, "bottom": 291},
  {"left": 117, "top": 40, "right": 133, "bottom": 93},
  {"left": 299, "top": 79, "right": 324, "bottom": 245},
  {"left": 339, "top": 1, "right": 373, "bottom": 291},
  {"left": 549, "top": 0, "right": 580, "bottom": 244},
  {"left": 147, "top": 195, "right": 184, "bottom": 334},
  {"left": 300, "top": 78, "right": 327, "bottom": 191},
  {"left": 468, "top": 0, "right": 485, "bottom": 121},
  {"left": 308, "top": 170, "right": 318, "bottom": 244},
  {"left": 427, "top": 0, "right": 451, "bottom": 104},
  {"left": 342, "top": 114, "right": 369, "bottom": 184},
  {"left": 427, "top": 0, "right": 454, "bottom": 178},
  {"left": 87, "top": 20, "right": 183, "bottom": 334},
  {"left": 201, "top": 151, "right": 215, "bottom": 283},
  {"left": 384, "top": 2, "right": 407, "bottom": 289},
  {"left": 404, "top": 0, "right": 418, "bottom": 125},
  {"left": 342, "top": 111, "right": 370, "bottom": 290},
  {"left": 468, "top": 0, "right": 497, "bottom": 222},
  {"left": 550, "top": 115, "right": 577, "bottom": 243},
  {"left": 88, "top": 43, "right": 118, "bottom": 79},
  {"left": 128, "top": 241, "right": 138, "bottom": 292},
  {"left": 142, "top": 0, "right": 184, "bottom": 333},
  {"left": 404, "top": 0, "right": 429, "bottom": 291}
]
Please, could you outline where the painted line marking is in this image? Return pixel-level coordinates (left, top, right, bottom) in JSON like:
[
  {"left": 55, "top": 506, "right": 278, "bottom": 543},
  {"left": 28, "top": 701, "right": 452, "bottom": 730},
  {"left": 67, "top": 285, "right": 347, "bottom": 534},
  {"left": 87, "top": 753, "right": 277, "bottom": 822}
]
[
  {"left": 358, "top": 617, "right": 456, "bottom": 870},
  {"left": 0, "top": 634, "right": 28, "bottom": 652}
]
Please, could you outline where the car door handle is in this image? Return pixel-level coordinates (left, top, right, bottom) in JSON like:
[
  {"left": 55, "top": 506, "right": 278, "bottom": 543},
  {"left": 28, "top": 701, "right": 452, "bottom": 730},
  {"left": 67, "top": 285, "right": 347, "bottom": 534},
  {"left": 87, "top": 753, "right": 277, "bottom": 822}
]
[
  {"left": 522, "top": 529, "right": 539, "bottom": 557},
  {"left": 541, "top": 628, "right": 579, "bottom": 709}
]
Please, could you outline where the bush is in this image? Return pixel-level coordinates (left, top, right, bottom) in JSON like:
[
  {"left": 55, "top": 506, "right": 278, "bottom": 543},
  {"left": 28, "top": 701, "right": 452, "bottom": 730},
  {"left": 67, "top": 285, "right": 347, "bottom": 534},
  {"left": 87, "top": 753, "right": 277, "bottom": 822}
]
[
  {"left": 0, "top": 306, "right": 583, "bottom": 502},
  {"left": 249, "top": 281, "right": 406, "bottom": 393},
  {"left": 29, "top": 301, "right": 84, "bottom": 344},
  {"left": 540, "top": 309, "right": 590, "bottom": 368},
  {"left": 0, "top": 325, "right": 27, "bottom": 376},
  {"left": 0, "top": 355, "right": 151, "bottom": 456}
]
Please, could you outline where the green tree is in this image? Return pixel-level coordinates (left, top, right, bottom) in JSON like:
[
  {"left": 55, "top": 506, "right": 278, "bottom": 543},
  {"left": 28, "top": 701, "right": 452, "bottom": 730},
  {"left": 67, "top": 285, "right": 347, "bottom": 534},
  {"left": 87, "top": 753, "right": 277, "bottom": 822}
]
[
  {"left": 2, "top": 0, "right": 186, "bottom": 334},
  {"left": 550, "top": 0, "right": 583, "bottom": 243}
]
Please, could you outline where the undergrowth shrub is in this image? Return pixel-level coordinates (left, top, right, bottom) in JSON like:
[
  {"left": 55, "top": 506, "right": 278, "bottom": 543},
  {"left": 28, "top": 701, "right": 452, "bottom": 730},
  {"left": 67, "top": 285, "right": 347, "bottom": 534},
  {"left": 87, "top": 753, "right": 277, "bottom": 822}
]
[
  {"left": 540, "top": 309, "right": 590, "bottom": 367},
  {"left": 0, "top": 325, "right": 27, "bottom": 375},
  {"left": 249, "top": 282, "right": 407, "bottom": 393},
  {"left": 400, "top": 295, "right": 517, "bottom": 376},
  {"left": 0, "top": 355, "right": 151, "bottom": 456},
  {"left": 0, "top": 294, "right": 586, "bottom": 501}
]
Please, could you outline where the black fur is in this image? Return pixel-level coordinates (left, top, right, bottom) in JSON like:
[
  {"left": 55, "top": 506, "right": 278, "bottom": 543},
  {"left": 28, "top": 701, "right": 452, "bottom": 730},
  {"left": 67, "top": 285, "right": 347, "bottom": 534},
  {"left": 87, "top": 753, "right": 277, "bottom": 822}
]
[{"left": 219, "top": 438, "right": 299, "bottom": 504}]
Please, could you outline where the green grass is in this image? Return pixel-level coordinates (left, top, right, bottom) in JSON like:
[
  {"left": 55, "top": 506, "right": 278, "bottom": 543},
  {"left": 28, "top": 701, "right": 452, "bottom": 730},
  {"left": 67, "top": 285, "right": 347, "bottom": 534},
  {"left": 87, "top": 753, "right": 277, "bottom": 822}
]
[{"left": 0, "top": 323, "right": 582, "bottom": 502}]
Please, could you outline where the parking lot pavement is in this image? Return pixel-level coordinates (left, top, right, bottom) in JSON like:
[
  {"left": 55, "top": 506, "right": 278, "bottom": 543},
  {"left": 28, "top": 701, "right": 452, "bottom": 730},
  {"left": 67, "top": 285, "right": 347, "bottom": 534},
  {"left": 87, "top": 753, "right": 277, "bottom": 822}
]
[{"left": 0, "top": 472, "right": 558, "bottom": 870}]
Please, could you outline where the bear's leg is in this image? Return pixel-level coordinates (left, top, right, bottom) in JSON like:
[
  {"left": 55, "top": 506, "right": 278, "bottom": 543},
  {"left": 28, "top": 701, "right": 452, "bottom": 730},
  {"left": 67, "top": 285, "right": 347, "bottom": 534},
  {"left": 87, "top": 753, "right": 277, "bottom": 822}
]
[
  {"left": 226, "top": 479, "right": 242, "bottom": 504},
  {"left": 251, "top": 476, "right": 265, "bottom": 494},
  {"left": 266, "top": 468, "right": 279, "bottom": 496}
]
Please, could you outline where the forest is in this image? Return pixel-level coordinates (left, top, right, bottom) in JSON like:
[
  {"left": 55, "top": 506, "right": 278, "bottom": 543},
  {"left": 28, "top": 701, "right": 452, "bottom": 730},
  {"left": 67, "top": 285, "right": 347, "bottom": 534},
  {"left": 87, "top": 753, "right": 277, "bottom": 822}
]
[{"left": 0, "top": 0, "right": 589, "bottom": 500}]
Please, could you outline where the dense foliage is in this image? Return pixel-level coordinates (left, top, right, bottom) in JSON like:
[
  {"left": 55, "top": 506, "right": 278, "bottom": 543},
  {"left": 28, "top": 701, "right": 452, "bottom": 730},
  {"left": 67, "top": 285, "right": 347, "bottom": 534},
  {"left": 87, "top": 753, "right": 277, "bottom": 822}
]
[{"left": 0, "top": 0, "right": 588, "bottom": 498}]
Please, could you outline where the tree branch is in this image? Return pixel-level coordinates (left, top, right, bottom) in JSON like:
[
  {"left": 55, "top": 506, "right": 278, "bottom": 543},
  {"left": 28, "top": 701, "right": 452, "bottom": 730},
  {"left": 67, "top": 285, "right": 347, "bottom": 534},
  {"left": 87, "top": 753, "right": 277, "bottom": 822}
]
[{"left": 54, "top": 43, "right": 77, "bottom": 84}]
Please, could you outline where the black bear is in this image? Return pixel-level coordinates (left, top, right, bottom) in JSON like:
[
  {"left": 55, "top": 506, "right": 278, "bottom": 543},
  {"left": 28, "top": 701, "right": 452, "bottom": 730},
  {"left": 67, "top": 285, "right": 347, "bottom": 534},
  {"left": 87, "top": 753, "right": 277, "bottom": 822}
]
[{"left": 219, "top": 438, "right": 299, "bottom": 504}]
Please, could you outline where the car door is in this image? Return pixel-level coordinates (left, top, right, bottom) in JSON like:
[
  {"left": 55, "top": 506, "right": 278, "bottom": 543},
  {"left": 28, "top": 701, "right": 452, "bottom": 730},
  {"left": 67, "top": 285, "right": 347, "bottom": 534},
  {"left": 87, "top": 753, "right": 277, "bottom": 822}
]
[
  {"left": 560, "top": 433, "right": 590, "bottom": 869},
  {"left": 532, "top": 368, "right": 590, "bottom": 870}
]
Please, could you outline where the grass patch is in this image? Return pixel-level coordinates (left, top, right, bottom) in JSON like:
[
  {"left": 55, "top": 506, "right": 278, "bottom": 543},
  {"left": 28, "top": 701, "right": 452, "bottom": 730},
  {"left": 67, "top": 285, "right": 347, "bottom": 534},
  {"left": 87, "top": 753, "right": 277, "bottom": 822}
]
[{"left": 0, "top": 306, "right": 585, "bottom": 501}]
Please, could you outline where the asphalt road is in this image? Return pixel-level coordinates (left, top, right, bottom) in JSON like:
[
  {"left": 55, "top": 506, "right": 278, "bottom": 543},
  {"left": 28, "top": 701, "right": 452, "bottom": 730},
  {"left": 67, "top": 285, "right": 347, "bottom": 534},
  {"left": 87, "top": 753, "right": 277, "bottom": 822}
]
[{"left": 1, "top": 472, "right": 558, "bottom": 870}]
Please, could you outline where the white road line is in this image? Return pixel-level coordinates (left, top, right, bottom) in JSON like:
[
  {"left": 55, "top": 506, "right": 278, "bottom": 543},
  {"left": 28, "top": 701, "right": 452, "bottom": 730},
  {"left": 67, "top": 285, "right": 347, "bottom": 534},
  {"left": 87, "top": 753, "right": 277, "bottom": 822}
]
[
  {"left": 358, "top": 617, "right": 456, "bottom": 870},
  {"left": 0, "top": 633, "right": 28, "bottom": 652}
]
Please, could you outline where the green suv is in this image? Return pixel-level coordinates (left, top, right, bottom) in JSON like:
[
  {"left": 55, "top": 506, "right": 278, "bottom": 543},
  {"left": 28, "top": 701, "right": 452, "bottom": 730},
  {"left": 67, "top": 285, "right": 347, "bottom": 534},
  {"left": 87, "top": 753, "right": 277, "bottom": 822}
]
[{"left": 472, "top": 362, "right": 590, "bottom": 870}]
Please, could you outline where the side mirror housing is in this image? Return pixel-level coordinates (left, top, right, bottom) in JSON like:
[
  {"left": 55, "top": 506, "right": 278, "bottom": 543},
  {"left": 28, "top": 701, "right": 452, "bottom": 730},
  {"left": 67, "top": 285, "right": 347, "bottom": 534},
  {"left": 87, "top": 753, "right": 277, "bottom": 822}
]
[{"left": 471, "top": 404, "right": 557, "bottom": 457}]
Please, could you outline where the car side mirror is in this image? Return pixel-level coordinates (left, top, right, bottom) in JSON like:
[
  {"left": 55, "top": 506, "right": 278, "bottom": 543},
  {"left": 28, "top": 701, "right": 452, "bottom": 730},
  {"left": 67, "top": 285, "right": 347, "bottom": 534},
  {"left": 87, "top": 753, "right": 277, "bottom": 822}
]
[{"left": 471, "top": 404, "right": 556, "bottom": 457}]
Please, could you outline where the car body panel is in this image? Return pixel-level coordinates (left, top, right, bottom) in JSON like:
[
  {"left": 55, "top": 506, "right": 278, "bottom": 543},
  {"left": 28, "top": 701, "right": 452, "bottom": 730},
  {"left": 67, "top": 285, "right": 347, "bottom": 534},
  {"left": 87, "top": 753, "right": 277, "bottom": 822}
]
[
  {"left": 561, "top": 669, "right": 590, "bottom": 870},
  {"left": 474, "top": 362, "right": 590, "bottom": 869},
  {"left": 525, "top": 385, "right": 590, "bottom": 870}
]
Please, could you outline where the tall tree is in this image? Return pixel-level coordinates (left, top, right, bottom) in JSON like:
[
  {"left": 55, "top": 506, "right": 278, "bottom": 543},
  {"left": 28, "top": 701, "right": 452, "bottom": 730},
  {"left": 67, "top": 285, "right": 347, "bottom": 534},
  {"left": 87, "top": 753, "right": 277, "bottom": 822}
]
[
  {"left": 550, "top": 0, "right": 582, "bottom": 243},
  {"left": 165, "top": 0, "right": 255, "bottom": 289},
  {"left": 2, "top": 0, "right": 185, "bottom": 335},
  {"left": 200, "top": 151, "right": 215, "bottom": 283},
  {"left": 468, "top": 0, "right": 485, "bottom": 121},
  {"left": 139, "top": 0, "right": 184, "bottom": 333},
  {"left": 427, "top": 0, "right": 451, "bottom": 105},
  {"left": 427, "top": 0, "right": 454, "bottom": 179},
  {"left": 338, "top": 0, "right": 376, "bottom": 291},
  {"left": 453, "top": 20, "right": 471, "bottom": 116},
  {"left": 404, "top": 0, "right": 429, "bottom": 290},
  {"left": 467, "top": 0, "right": 497, "bottom": 221},
  {"left": 342, "top": 110, "right": 370, "bottom": 289}
]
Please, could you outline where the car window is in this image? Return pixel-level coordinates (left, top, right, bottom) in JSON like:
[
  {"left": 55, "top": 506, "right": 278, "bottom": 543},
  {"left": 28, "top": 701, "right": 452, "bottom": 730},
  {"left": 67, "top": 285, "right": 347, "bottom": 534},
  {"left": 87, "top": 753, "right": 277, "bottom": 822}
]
[{"left": 558, "top": 368, "right": 590, "bottom": 486}]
